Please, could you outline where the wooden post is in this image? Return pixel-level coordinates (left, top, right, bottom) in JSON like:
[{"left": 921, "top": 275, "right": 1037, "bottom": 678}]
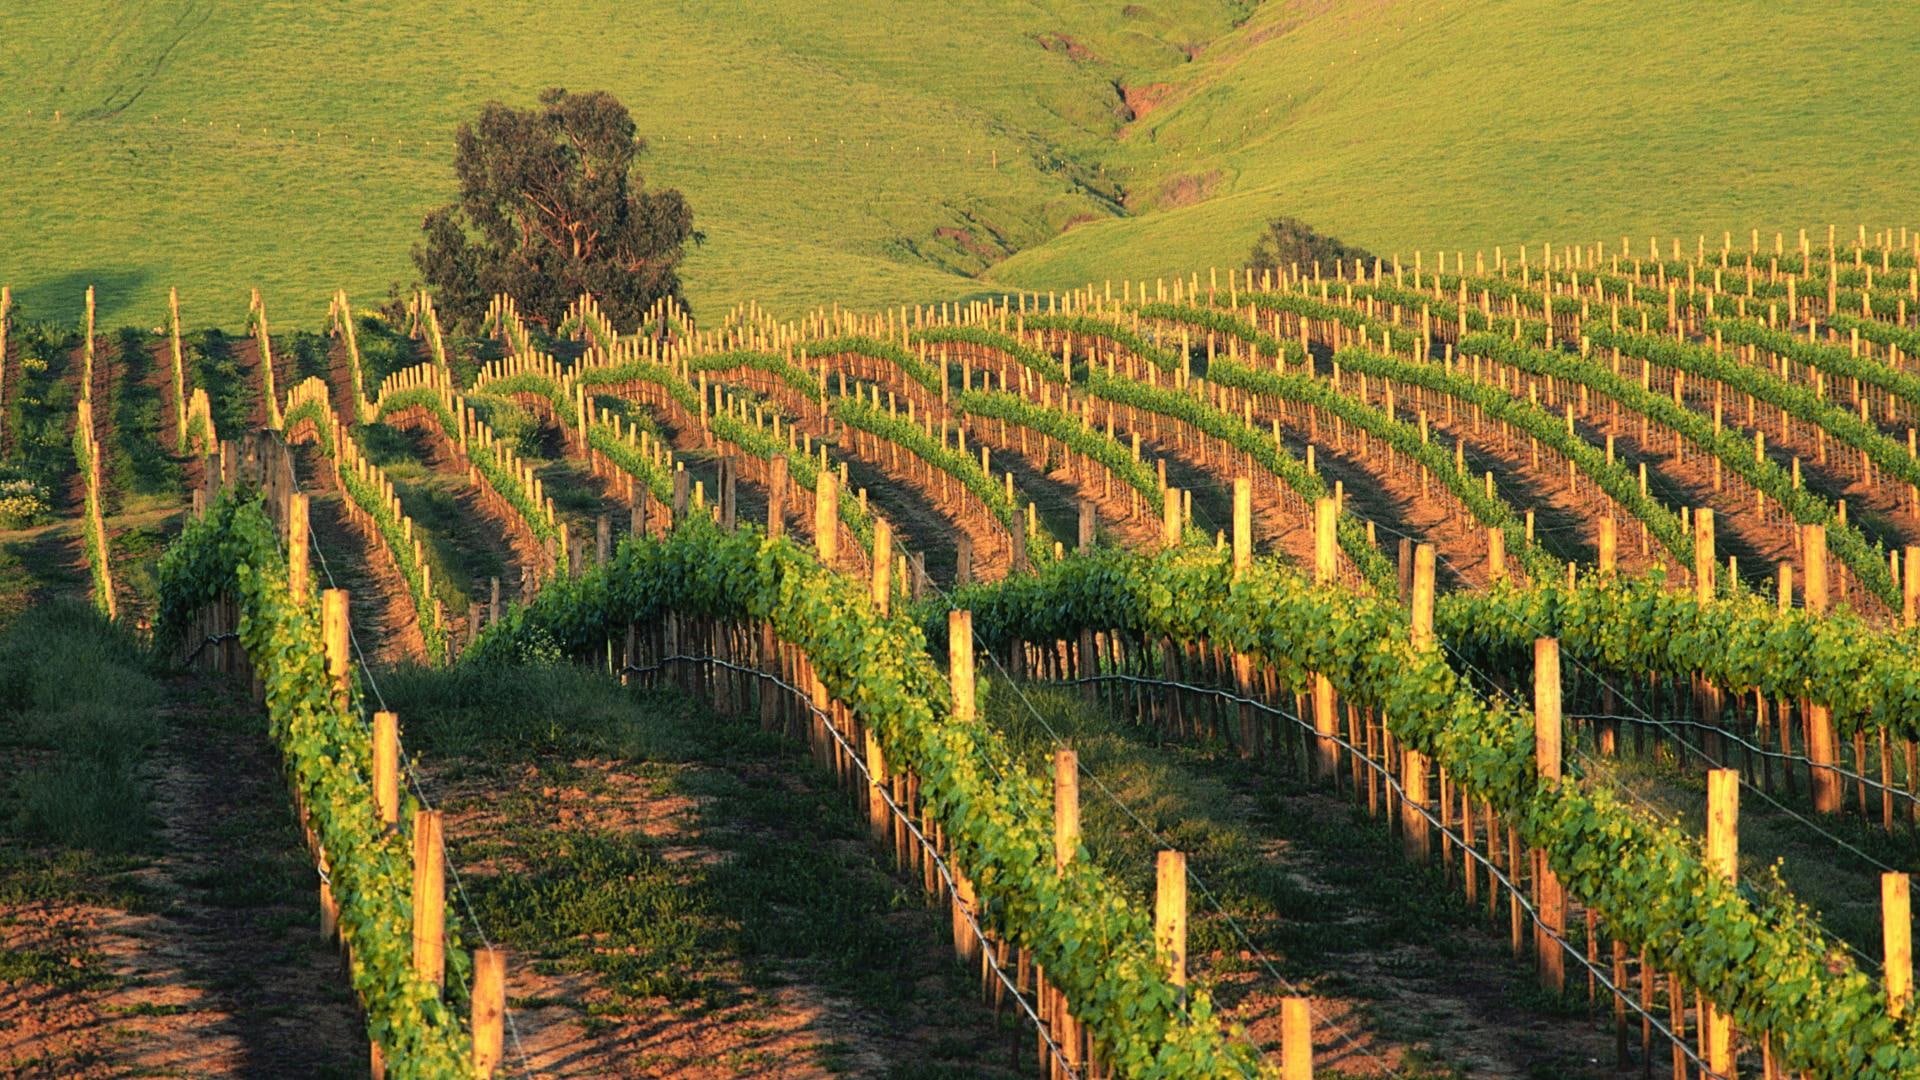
[
  {"left": 1906, "top": 546, "right": 1919, "bottom": 627},
  {"left": 322, "top": 589, "right": 350, "bottom": 698},
  {"left": 1411, "top": 545, "right": 1436, "bottom": 649},
  {"left": 949, "top": 611, "right": 975, "bottom": 724},
  {"left": 1156, "top": 850, "right": 1187, "bottom": 988},
  {"left": 1534, "top": 637, "right": 1565, "bottom": 993},
  {"left": 768, "top": 455, "right": 788, "bottom": 538},
  {"left": 1232, "top": 477, "right": 1252, "bottom": 578},
  {"left": 596, "top": 512, "right": 610, "bottom": 564},
  {"left": 1598, "top": 516, "right": 1617, "bottom": 574},
  {"left": 1804, "top": 527, "right": 1839, "bottom": 812},
  {"left": 955, "top": 535, "right": 972, "bottom": 585},
  {"left": 373, "top": 712, "right": 399, "bottom": 826},
  {"left": 1162, "top": 487, "right": 1182, "bottom": 547},
  {"left": 1311, "top": 674, "right": 1337, "bottom": 780},
  {"left": 865, "top": 731, "right": 890, "bottom": 845},
  {"left": 1396, "top": 537, "right": 1414, "bottom": 605},
  {"left": 815, "top": 470, "right": 839, "bottom": 569},
  {"left": 1888, "top": 872, "right": 1913, "bottom": 1019},
  {"left": 1281, "top": 997, "right": 1313, "bottom": 1080},
  {"left": 412, "top": 809, "right": 445, "bottom": 987},
  {"left": 1313, "top": 499, "right": 1336, "bottom": 584},
  {"left": 489, "top": 577, "right": 501, "bottom": 626},
  {"left": 1705, "top": 769, "right": 1738, "bottom": 1074},
  {"left": 871, "top": 518, "right": 892, "bottom": 617},
  {"left": 1694, "top": 508, "right": 1716, "bottom": 601},
  {"left": 287, "top": 493, "right": 310, "bottom": 601},
  {"left": 471, "top": 947, "right": 505, "bottom": 1076},
  {"left": 1078, "top": 498, "right": 1096, "bottom": 552},
  {"left": 1488, "top": 527, "right": 1506, "bottom": 582},
  {"left": 1402, "top": 545, "right": 1437, "bottom": 863},
  {"left": 1053, "top": 749, "right": 1078, "bottom": 871},
  {"left": 1804, "top": 523, "right": 1829, "bottom": 614},
  {"left": 1010, "top": 502, "right": 1028, "bottom": 573}
]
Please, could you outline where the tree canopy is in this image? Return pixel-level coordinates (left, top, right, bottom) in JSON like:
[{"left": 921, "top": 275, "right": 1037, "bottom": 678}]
[
  {"left": 1246, "top": 215, "right": 1374, "bottom": 278},
  {"left": 414, "top": 88, "right": 700, "bottom": 331}
]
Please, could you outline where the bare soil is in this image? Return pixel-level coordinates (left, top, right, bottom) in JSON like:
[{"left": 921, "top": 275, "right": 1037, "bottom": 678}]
[{"left": 0, "top": 675, "right": 364, "bottom": 1077}]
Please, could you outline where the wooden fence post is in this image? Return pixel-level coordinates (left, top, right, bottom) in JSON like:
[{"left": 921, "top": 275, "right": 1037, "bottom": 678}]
[
  {"left": 1156, "top": 850, "right": 1187, "bottom": 989},
  {"left": 1598, "top": 516, "right": 1616, "bottom": 575},
  {"left": 956, "top": 535, "right": 972, "bottom": 585},
  {"left": 1905, "top": 547, "right": 1919, "bottom": 627},
  {"left": 1694, "top": 508, "right": 1716, "bottom": 601},
  {"left": 412, "top": 809, "right": 445, "bottom": 988},
  {"left": 1706, "top": 769, "right": 1738, "bottom": 1073},
  {"left": 1804, "top": 528, "right": 1839, "bottom": 813},
  {"left": 1313, "top": 499, "right": 1336, "bottom": 584},
  {"left": 768, "top": 455, "right": 788, "bottom": 538},
  {"left": 1078, "top": 498, "right": 1096, "bottom": 552},
  {"left": 471, "top": 947, "right": 505, "bottom": 1076},
  {"left": 1281, "top": 997, "right": 1313, "bottom": 1080},
  {"left": 1232, "top": 477, "right": 1252, "bottom": 577},
  {"left": 596, "top": 512, "right": 610, "bottom": 564},
  {"left": 322, "top": 589, "right": 350, "bottom": 698},
  {"left": 949, "top": 611, "right": 975, "bottom": 724},
  {"left": 871, "top": 518, "right": 893, "bottom": 617},
  {"left": 1411, "top": 545, "right": 1436, "bottom": 649},
  {"left": 1534, "top": 637, "right": 1565, "bottom": 994},
  {"left": 1804, "top": 524, "right": 1829, "bottom": 614},
  {"left": 815, "top": 470, "right": 839, "bottom": 569},
  {"left": 1162, "top": 487, "right": 1182, "bottom": 547},
  {"left": 1053, "top": 749, "right": 1078, "bottom": 871},
  {"left": 1888, "top": 872, "right": 1913, "bottom": 1019},
  {"left": 373, "top": 712, "right": 399, "bottom": 826},
  {"left": 288, "top": 493, "right": 309, "bottom": 601},
  {"left": 1488, "top": 527, "right": 1506, "bottom": 582}
]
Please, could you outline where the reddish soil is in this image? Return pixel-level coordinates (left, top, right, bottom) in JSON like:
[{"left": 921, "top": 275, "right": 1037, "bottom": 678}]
[
  {"left": 289, "top": 441, "right": 425, "bottom": 666},
  {"left": 0, "top": 675, "right": 364, "bottom": 1077},
  {"left": 422, "top": 754, "right": 1023, "bottom": 1079},
  {"left": 1118, "top": 81, "right": 1176, "bottom": 124}
]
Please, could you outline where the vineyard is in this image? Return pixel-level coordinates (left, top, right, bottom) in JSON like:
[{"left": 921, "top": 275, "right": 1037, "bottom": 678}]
[{"left": 9, "top": 227, "right": 1920, "bottom": 1079}]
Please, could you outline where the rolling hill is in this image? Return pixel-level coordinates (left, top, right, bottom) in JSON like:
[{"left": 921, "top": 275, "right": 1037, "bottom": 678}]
[{"left": 2, "top": 0, "right": 1917, "bottom": 329}]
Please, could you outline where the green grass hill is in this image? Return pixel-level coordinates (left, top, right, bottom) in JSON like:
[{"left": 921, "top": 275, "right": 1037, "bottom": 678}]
[{"left": 2, "top": 1, "right": 1917, "bottom": 329}]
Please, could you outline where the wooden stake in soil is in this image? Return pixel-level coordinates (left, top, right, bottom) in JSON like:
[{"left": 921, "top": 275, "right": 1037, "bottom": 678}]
[
  {"left": 949, "top": 611, "right": 975, "bottom": 724},
  {"left": 471, "top": 947, "right": 505, "bottom": 1076},
  {"left": 1694, "top": 508, "right": 1716, "bottom": 601},
  {"left": 1232, "top": 477, "right": 1252, "bottom": 578},
  {"left": 372, "top": 711, "right": 399, "bottom": 826},
  {"left": 1411, "top": 544, "right": 1436, "bottom": 650},
  {"left": 287, "top": 493, "right": 310, "bottom": 601},
  {"left": 871, "top": 518, "right": 893, "bottom": 617},
  {"left": 412, "top": 809, "right": 445, "bottom": 987},
  {"left": 1156, "top": 850, "right": 1187, "bottom": 989},
  {"left": 1705, "top": 769, "right": 1738, "bottom": 1072},
  {"left": 768, "top": 454, "right": 787, "bottom": 538},
  {"left": 1598, "top": 516, "right": 1617, "bottom": 575},
  {"left": 1162, "top": 487, "right": 1182, "bottom": 548},
  {"left": 1314, "top": 499, "right": 1336, "bottom": 584},
  {"left": 815, "top": 469, "right": 839, "bottom": 569},
  {"left": 1053, "top": 749, "right": 1079, "bottom": 871},
  {"left": 1534, "top": 637, "right": 1565, "bottom": 993},
  {"left": 1281, "top": 997, "right": 1313, "bottom": 1080},
  {"left": 1888, "top": 872, "right": 1913, "bottom": 1018},
  {"left": 1078, "top": 498, "right": 1096, "bottom": 552},
  {"left": 322, "top": 589, "right": 350, "bottom": 698}
]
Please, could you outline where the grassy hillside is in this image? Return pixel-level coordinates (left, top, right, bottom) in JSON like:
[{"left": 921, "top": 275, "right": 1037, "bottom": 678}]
[
  {"left": 990, "top": 0, "right": 1920, "bottom": 288},
  {"left": 0, "top": 0, "right": 1241, "bottom": 327},
  {"left": 2, "top": 1, "right": 1917, "bottom": 331}
]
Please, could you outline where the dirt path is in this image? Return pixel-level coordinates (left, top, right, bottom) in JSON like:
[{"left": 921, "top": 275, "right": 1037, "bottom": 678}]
[
  {"left": 291, "top": 442, "right": 423, "bottom": 666},
  {"left": 408, "top": 681, "right": 1025, "bottom": 1079},
  {"left": 0, "top": 675, "right": 364, "bottom": 1076},
  {"left": 1006, "top": 686, "right": 1625, "bottom": 1079}
]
